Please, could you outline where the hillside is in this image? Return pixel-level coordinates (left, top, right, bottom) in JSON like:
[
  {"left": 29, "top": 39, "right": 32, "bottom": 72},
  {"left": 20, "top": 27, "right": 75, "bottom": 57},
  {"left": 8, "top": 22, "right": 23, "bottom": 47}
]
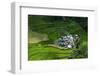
[{"left": 28, "top": 15, "right": 88, "bottom": 60}]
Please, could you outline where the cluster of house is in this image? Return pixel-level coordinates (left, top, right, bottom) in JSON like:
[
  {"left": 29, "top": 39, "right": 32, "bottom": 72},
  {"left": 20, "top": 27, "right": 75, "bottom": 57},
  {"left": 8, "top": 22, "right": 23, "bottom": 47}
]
[{"left": 55, "top": 34, "right": 79, "bottom": 49}]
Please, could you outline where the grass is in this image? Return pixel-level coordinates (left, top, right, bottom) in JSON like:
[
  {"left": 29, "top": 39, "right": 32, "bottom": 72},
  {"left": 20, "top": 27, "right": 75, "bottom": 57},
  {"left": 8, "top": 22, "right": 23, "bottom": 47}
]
[{"left": 28, "top": 43, "right": 74, "bottom": 60}]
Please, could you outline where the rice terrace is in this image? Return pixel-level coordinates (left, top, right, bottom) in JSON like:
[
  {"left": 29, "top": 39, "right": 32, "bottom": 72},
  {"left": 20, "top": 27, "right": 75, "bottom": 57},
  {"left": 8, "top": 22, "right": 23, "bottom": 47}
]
[{"left": 28, "top": 15, "right": 88, "bottom": 61}]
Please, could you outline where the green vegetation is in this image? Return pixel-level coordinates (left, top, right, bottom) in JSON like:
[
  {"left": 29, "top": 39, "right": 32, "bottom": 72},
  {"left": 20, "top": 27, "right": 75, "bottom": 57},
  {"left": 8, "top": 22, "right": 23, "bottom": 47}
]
[
  {"left": 28, "top": 43, "right": 73, "bottom": 60},
  {"left": 28, "top": 15, "right": 88, "bottom": 60}
]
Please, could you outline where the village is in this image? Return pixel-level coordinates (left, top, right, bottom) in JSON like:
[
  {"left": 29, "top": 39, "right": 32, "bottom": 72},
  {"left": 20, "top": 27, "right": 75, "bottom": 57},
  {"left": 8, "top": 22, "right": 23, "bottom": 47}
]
[{"left": 55, "top": 34, "right": 80, "bottom": 49}]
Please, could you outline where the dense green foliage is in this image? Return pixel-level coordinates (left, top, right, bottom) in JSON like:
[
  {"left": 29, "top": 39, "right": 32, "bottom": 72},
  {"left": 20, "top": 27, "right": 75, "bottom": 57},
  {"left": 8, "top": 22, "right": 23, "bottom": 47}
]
[{"left": 28, "top": 15, "right": 88, "bottom": 60}]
